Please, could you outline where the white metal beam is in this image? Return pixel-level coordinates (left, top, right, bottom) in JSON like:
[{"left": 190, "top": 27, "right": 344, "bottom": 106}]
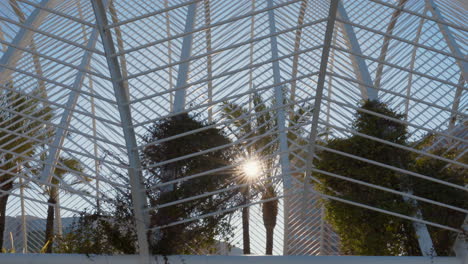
[
  {"left": 426, "top": 0, "right": 467, "bottom": 82},
  {"left": 38, "top": 28, "right": 98, "bottom": 184},
  {"left": 300, "top": 0, "right": 339, "bottom": 256},
  {"left": 173, "top": 3, "right": 198, "bottom": 113},
  {"left": 266, "top": 0, "right": 294, "bottom": 255},
  {"left": 163, "top": 0, "right": 174, "bottom": 112},
  {"left": 289, "top": 0, "right": 308, "bottom": 111},
  {"left": 91, "top": 0, "right": 150, "bottom": 259},
  {"left": 203, "top": 0, "right": 214, "bottom": 122},
  {"left": 374, "top": 0, "right": 408, "bottom": 90},
  {"left": 0, "top": 0, "right": 59, "bottom": 87},
  {"left": 336, "top": 0, "right": 377, "bottom": 100},
  {"left": 9, "top": 0, "right": 46, "bottom": 94},
  {"left": 405, "top": 7, "right": 426, "bottom": 119}
]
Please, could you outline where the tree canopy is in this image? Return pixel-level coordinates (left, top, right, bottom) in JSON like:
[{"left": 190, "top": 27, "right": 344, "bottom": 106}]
[
  {"left": 59, "top": 113, "right": 241, "bottom": 255},
  {"left": 314, "top": 100, "right": 465, "bottom": 256}
]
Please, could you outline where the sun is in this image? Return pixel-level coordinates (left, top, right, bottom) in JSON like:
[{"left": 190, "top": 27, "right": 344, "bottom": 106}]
[{"left": 242, "top": 159, "right": 261, "bottom": 179}]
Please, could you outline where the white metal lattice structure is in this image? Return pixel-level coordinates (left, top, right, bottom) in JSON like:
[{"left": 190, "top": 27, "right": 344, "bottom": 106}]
[{"left": 0, "top": 0, "right": 466, "bottom": 261}]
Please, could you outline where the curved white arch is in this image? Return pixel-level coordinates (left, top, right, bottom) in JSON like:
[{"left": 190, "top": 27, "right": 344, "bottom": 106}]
[
  {"left": 173, "top": 3, "right": 198, "bottom": 113},
  {"left": 426, "top": 0, "right": 467, "bottom": 81},
  {"left": 374, "top": 0, "right": 408, "bottom": 90},
  {"left": 91, "top": 0, "right": 150, "bottom": 257},
  {"left": 336, "top": 0, "right": 377, "bottom": 100}
]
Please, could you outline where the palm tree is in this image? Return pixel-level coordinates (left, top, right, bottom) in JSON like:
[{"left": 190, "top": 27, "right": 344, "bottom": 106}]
[
  {"left": 43, "top": 157, "right": 84, "bottom": 253},
  {"left": 0, "top": 87, "right": 52, "bottom": 248},
  {"left": 221, "top": 93, "right": 313, "bottom": 255}
]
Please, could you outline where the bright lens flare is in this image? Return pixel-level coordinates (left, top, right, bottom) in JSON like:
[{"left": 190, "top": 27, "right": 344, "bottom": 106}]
[{"left": 242, "top": 159, "right": 261, "bottom": 179}]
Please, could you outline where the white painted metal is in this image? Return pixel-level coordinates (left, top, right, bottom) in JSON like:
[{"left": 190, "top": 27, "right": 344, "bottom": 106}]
[
  {"left": 0, "top": 0, "right": 466, "bottom": 258},
  {"left": 299, "top": 0, "right": 338, "bottom": 255},
  {"left": 173, "top": 3, "right": 198, "bottom": 113},
  {"left": 163, "top": 0, "right": 174, "bottom": 112},
  {"left": 266, "top": 0, "right": 294, "bottom": 255},
  {"left": 289, "top": 0, "right": 308, "bottom": 111},
  {"left": 374, "top": 0, "right": 408, "bottom": 90},
  {"left": 18, "top": 166, "right": 27, "bottom": 253},
  {"left": 9, "top": 0, "right": 46, "bottom": 94},
  {"left": 0, "top": 0, "right": 59, "bottom": 87},
  {"left": 336, "top": 0, "right": 377, "bottom": 100},
  {"left": 204, "top": 0, "right": 214, "bottom": 122},
  {"left": 39, "top": 28, "right": 99, "bottom": 184},
  {"left": 405, "top": 8, "right": 427, "bottom": 119},
  {"left": 90, "top": 0, "right": 150, "bottom": 258},
  {"left": 425, "top": 0, "right": 467, "bottom": 106},
  {"left": 402, "top": 193, "right": 437, "bottom": 256}
]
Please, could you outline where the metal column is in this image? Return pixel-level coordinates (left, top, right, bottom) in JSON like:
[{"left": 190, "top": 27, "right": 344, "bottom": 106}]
[
  {"left": 91, "top": 0, "right": 150, "bottom": 258},
  {"left": 266, "top": 0, "right": 294, "bottom": 255},
  {"left": 337, "top": 0, "right": 377, "bottom": 100},
  {"left": 173, "top": 3, "right": 198, "bottom": 113},
  {"left": 301, "top": 0, "right": 339, "bottom": 254}
]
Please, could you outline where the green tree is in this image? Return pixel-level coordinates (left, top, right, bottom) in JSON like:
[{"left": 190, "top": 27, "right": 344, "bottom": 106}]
[
  {"left": 0, "top": 87, "right": 52, "bottom": 249},
  {"left": 221, "top": 94, "right": 313, "bottom": 255},
  {"left": 409, "top": 148, "right": 466, "bottom": 255},
  {"left": 56, "top": 194, "right": 137, "bottom": 254},
  {"left": 314, "top": 100, "right": 465, "bottom": 255},
  {"left": 142, "top": 113, "right": 241, "bottom": 255}
]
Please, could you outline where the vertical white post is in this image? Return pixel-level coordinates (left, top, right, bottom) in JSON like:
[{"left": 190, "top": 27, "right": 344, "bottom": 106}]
[
  {"left": 90, "top": 78, "right": 101, "bottom": 213},
  {"left": 266, "top": 0, "right": 293, "bottom": 255},
  {"left": 336, "top": 1, "right": 377, "bottom": 100},
  {"left": 248, "top": 0, "right": 256, "bottom": 111},
  {"left": 318, "top": 205, "right": 326, "bottom": 255},
  {"left": 18, "top": 164, "right": 27, "bottom": 253},
  {"left": 91, "top": 0, "right": 150, "bottom": 259},
  {"left": 163, "top": 0, "right": 175, "bottom": 113},
  {"left": 173, "top": 3, "right": 198, "bottom": 113},
  {"left": 203, "top": 0, "right": 214, "bottom": 122}
]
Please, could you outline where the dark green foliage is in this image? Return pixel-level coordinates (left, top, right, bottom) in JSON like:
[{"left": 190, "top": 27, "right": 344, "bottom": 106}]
[
  {"left": 410, "top": 149, "right": 466, "bottom": 256},
  {"left": 315, "top": 100, "right": 465, "bottom": 255},
  {"left": 315, "top": 100, "right": 417, "bottom": 255},
  {"left": 142, "top": 113, "right": 241, "bottom": 255},
  {"left": 56, "top": 196, "right": 137, "bottom": 254},
  {"left": 59, "top": 113, "right": 240, "bottom": 255}
]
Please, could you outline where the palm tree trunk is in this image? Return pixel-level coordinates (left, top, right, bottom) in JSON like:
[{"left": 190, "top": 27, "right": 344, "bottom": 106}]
[
  {"left": 265, "top": 225, "right": 274, "bottom": 255},
  {"left": 0, "top": 181, "right": 13, "bottom": 249},
  {"left": 262, "top": 186, "right": 278, "bottom": 255},
  {"left": 241, "top": 186, "right": 250, "bottom": 254},
  {"left": 44, "top": 187, "right": 57, "bottom": 253}
]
